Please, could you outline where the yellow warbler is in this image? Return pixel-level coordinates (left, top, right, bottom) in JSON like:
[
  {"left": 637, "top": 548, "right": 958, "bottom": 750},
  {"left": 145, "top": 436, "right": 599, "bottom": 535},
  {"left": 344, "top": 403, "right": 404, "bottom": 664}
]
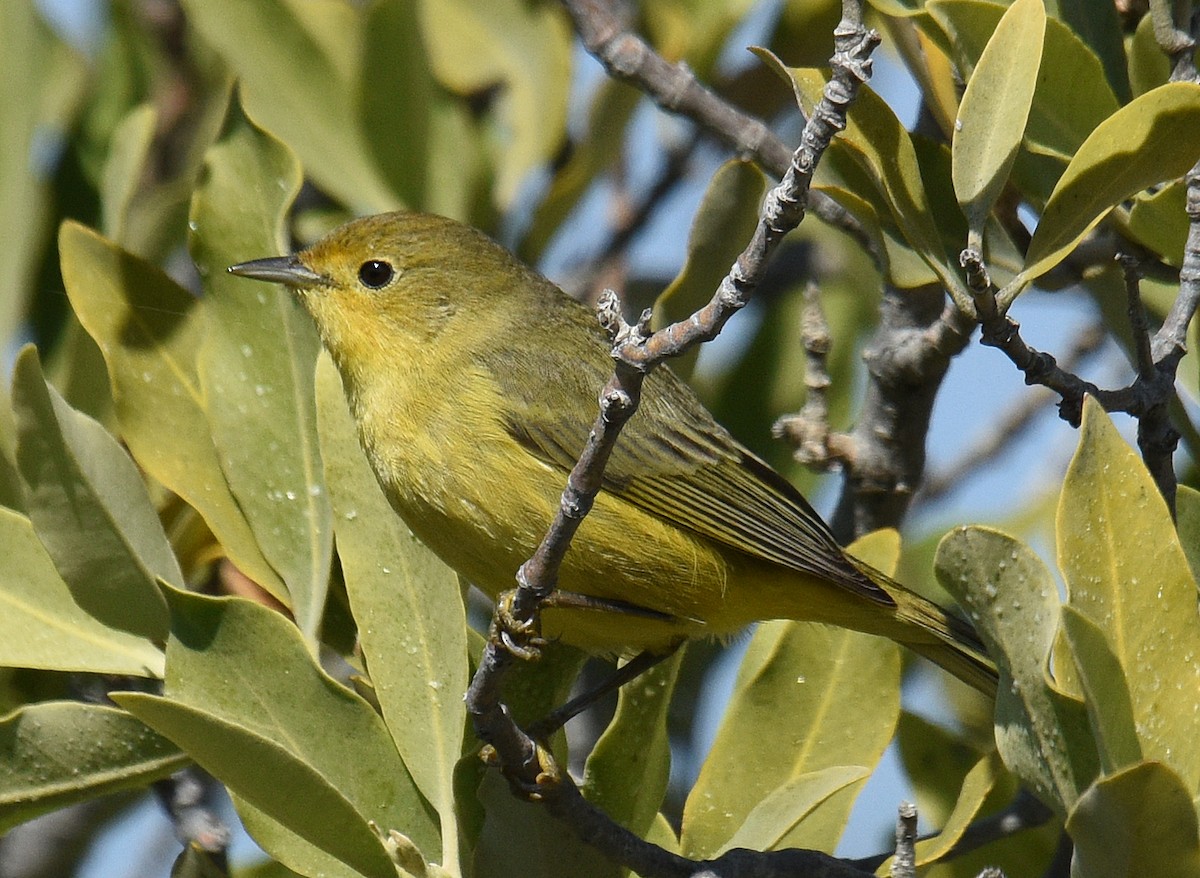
[{"left": 229, "top": 211, "right": 996, "bottom": 695}]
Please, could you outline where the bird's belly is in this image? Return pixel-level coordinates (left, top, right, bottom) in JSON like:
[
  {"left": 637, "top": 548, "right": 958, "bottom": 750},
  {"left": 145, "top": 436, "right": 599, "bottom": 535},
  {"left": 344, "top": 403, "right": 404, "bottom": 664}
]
[{"left": 372, "top": 436, "right": 735, "bottom": 653}]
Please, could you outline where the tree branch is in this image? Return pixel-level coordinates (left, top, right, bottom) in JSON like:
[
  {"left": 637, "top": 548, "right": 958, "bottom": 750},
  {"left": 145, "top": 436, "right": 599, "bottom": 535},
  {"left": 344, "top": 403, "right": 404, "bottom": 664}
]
[
  {"left": 558, "top": 0, "right": 872, "bottom": 251},
  {"left": 466, "top": 5, "right": 882, "bottom": 873}
]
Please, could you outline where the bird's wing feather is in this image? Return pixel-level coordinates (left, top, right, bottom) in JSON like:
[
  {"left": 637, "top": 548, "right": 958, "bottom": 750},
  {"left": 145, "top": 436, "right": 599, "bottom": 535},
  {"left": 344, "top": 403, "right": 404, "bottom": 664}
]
[{"left": 481, "top": 326, "right": 892, "bottom": 606}]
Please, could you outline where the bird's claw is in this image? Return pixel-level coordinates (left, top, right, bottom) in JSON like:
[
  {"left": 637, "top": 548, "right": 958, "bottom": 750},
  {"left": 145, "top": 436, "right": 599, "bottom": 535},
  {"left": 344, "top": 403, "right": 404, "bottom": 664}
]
[{"left": 494, "top": 590, "right": 547, "bottom": 662}]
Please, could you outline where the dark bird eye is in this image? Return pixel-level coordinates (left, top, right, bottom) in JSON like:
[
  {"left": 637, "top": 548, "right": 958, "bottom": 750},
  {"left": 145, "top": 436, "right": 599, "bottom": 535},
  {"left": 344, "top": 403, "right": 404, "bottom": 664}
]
[{"left": 358, "top": 260, "right": 394, "bottom": 289}]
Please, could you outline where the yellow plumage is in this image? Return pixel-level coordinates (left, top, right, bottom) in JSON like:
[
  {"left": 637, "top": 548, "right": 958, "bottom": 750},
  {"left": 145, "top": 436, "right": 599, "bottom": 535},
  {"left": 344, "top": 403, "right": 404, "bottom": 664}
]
[{"left": 230, "top": 211, "right": 997, "bottom": 695}]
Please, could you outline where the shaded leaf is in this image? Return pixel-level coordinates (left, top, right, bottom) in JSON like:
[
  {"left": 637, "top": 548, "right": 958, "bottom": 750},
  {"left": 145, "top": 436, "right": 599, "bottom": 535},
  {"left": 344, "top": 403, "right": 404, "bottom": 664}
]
[
  {"left": 0, "top": 0, "right": 87, "bottom": 348},
  {"left": 936, "top": 526, "right": 1098, "bottom": 813},
  {"left": 1178, "top": 485, "right": 1200, "bottom": 587},
  {"left": 1126, "top": 180, "right": 1188, "bottom": 267},
  {"left": 60, "top": 221, "right": 287, "bottom": 602},
  {"left": 582, "top": 649, "right": 684, "bottom": 840},
  {"left": 12, "top": 346, "right": 172, "bottom": 640},
  {"left": 0, "top": 701, "right": 186, "bottom": 833},
  {"left": 101, "top": 103, "right": 157, "bottom": 244},
  {"left": 183, "top": 0, "right": 400, "bottom": 213},
  {"left": 0, "top": 507, "right": 163, "bottom": 676},
  {"left": 720, "top": 765, "right": 870, "bottom": 855},
  {"left": 114, "top": 587, "right": 437, "bottom": 876},
  {"left": 653, "top": 159, "right": 767, "bottom": 378},
  {"left": 1059, "top": 607, "right": 1141, "bottom": 774},
  {"left": 419, "top": 0, "right": 571, "bottom": 207},
  {"left": 316, "top": 354, "right": 466, "bottom": 870},
  {"left": 1057, "top": 397, "right": 1200, "bottom": 793},
  {"left": 191, "top": 100, "right": 330, "bottom": 645},
  {"left": 951, "top": 0, "right": 1044, "bottom": 240}
]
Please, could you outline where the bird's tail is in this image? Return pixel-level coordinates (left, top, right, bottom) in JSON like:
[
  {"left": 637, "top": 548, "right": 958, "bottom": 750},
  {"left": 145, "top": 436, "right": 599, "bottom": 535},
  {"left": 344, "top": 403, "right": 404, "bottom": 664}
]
[{"left": 848, "top": 556, "right": 999, "bottom": 697}]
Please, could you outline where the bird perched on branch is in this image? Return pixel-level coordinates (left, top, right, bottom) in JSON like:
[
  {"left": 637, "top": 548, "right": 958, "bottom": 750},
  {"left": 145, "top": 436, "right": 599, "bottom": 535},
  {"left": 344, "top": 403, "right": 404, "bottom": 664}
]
[{"left": 230, "top": 211, "right": 997, "bottom": 696}]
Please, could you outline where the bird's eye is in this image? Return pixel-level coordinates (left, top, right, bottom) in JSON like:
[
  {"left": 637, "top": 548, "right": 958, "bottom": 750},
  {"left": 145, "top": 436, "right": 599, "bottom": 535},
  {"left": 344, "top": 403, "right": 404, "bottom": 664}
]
[{"left": 358, "top": 260, "right": 395, "bottom": 289}]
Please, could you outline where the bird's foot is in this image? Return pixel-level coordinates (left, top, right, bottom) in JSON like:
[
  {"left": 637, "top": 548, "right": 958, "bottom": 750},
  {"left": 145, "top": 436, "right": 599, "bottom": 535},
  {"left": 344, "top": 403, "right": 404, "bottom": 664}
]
[
  {"left": 494, "top": 590, "right": 548, "bottom": 662},
  {"left": 479, "top": 739, "right": 562, "bottom": 801}
]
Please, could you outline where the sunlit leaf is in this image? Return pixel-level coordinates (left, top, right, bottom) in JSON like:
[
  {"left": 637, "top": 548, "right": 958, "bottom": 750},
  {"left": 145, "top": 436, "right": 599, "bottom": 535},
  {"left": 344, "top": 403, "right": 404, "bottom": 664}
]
[
  {"left": 1057, "top": 397, "right": 1200, "bottom": 793},
  {"left": 582, "top": 650, "right": 684, "bottom": 840},
  {"left": 682, "top": 531, "right": 901, "bottom": 856},
  {"left": 928, "top": 1, "right": 1119, "bottom": 160},
  {"left": 1008, "top": 83, "right": 1200, "bottom": 297},
  {"left": 720, "top": 765, "right": 869, "bottom": 855},
  {"left": 114, "top": 587, "right": 437, "bottom": 876},
  {"left": 951, "top": 0, "right": 1044, "bottom": 240},
  {"left": 1066, "top": 762, "right": 1200, "bottom": 878},
  {"left": 315, "top": 354, "right": 466, "bottom": 871},
  {"left": 755, "top": 50, "right": 970, "bottom": 306},
  {"left": 190, "top": 101, "right": 330, "bottom": 645}
]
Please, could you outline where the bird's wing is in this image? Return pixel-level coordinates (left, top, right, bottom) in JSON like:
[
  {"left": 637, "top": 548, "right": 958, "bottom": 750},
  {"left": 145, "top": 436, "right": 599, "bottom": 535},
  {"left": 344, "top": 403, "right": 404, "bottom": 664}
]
[{"left": 484, "top": 336, "right": 892, "bottom": 606}]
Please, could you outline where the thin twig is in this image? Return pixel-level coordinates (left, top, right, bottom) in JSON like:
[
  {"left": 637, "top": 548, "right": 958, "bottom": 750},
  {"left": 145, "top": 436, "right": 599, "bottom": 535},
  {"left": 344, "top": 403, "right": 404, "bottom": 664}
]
[
  {"left": 558, "top": 0, "right": 873, "bottom": 251},
  {"left": 890, "top": 802, "right": 919, "bottom": 878},
  {"left": 772, "top": 282, "right": 856, "bottom": 469},
  {"left": 917, "top": 323, "right": 1105, "bottom": 506}
]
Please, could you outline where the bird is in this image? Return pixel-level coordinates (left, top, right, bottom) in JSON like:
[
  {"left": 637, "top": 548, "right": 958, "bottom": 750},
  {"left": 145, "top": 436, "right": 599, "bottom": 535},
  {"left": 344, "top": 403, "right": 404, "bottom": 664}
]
[{"left": 229, "top": 210, "right": 997, "bottom": 696}]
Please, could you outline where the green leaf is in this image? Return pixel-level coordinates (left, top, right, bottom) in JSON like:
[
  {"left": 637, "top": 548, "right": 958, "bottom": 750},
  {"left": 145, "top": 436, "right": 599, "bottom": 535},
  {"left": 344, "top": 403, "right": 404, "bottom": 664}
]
[
  {"left": 1128, "top": 11, "right": 1171, "bottom": 98},
  {"left": 418, "top": 0, "right": 571, "bottom": 207},
  {"left": 928, "top": 1, "right": 1120, "bottom": 161},
  {"left": 755, "top": 50, "right": 970, "bottom": 307},
  {"left": 0, "top": 507, "right": 163, "bottom": 676},
  {"left": 0, "top": 701, "right": 186, "bottom": 833},
  {"left": 720, "top": 765, "right": 870, "bottom": 855},
  {"left": 1177, "top": 485, "right": 1200, "bottom": 587},
  {"left": 11, "top": 346, "right": 173, "bottom": 640},
  {"left": 936, "top": 525, "right": 1098, "bottom": 813},
  {"left": 315, "top": 354, "right": 466, "bottom": 871},
  {"left": 681, "top": 531, "right": 901, "bottom": 857},
  {"left": 190, "top": 101, "right": 331, "bottom": 645},
  {"left": 114, "top": 587, "right": 437, "bottom": 876},
  {"left": 234, "top": 795, "right": 373, "bottom": 878},
  {"left": 1066, "top": 762, "right": 1200, "bottom": 878},
  {"left": 1009, "top": 83, "right": 1200, "bottom": 296},
  {"left": 653, "top": 159, "right": 768, "bottom": 378},
  {"left": 1053, "top": 0, "right": 1129, "bottom": 104},
  {"left": 951, "top": 0, "right": 1045, "bottom": 240},
  {"left": 101, "top": 103, "right": 157, "bottom": 244},
  {"left": 60, "top": 221, "right": 287, "bottom": 602},
  {"left": 1126, "top": 180, "right": 1188, "bottom": 267},
  {"left": 911, "top": 749, "right": 1007, "bottom": 867},
  {"left": 521, "top": 79, "right": 641, "bottom": 261},
  {"left": 0, "top": 0, "right": 86, "bottom": 349},
  {"left": 1057, "top": 397, "right": 1200, "bottom": 793},
  {"left": 183, "top": 0, "right": 400, "bottom": 213},
  {"left": 1059, "top": 607, "right": 1141, "bottom": 774},
  {"left": 582, "top": 649, "right": 684, "bottom": 840}
]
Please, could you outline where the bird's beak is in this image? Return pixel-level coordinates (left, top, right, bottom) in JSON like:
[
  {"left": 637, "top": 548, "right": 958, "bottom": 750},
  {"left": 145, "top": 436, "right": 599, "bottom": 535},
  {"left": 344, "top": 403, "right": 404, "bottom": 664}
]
[{"left": 227, "top": 256, "right": 327, "bottom": 289}]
